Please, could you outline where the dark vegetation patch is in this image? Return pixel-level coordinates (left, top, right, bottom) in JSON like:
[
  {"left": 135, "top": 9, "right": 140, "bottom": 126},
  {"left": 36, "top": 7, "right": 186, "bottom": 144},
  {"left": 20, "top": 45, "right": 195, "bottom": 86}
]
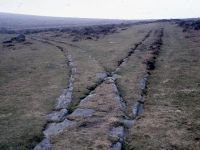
[
  {"left": 1, "top": 23, "right": 132, "bottom": 41},
  {"left": 3, "top": 34, "right": 25, "bottom": 43},
  {"left": 145, "top": 28, "right": 164, "bottom": 71},
  {"left": 176, "top": 19, "right": 200, "bottom": 31},
  {"left": 3, "top": 34, "right": 26, "bottom": 47}
]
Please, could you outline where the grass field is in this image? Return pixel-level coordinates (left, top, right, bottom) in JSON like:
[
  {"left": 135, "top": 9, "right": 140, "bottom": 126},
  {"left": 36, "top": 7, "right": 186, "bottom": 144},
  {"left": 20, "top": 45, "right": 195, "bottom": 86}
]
[
  {"left": 0, "top": 18, "right": 200, "bottom": 150},
  {"left": 125, "top": 24, "right": 200, "bottom": 149},
  {"left": 0, "top": 38, "right": 68, "bottom": 149}
]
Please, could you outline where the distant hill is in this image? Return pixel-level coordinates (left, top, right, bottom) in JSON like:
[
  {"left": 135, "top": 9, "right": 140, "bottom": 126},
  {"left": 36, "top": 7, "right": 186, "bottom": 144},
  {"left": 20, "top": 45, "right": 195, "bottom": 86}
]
[{"left": 0, "top": 12, "right": 136, "bottom": 30}]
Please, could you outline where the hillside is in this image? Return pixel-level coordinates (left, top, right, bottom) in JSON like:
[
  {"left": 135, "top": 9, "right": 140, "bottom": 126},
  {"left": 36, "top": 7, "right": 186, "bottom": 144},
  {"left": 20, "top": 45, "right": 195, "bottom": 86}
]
[
  {"left": 0, "top": 15, "right": 199, "bottom": 150},
  {"left": 0, "top": 12, "right": 135, "bottom": 30}
]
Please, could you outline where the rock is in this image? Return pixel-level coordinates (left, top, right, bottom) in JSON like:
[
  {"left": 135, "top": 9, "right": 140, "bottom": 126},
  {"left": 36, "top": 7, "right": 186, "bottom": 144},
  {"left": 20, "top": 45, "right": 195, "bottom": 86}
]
[
  {"left": 71, "top": 68, "right": 76, "bottom": 75},
  {"left": 132, "top": 101, "right": 144, "bottom": 117},
  {"left": 69, "top": 61, "right": 74, "bottom": 67},
  {"left": 122, "top": 58, "right": 128, "bottom": 65},
  {"left": 68, "top": 84, "right": 73, "bottom": 92},
  {"left": 112, "top": 83, "right": 126, "bottom": 112},
  {"left": 55, "top": 88, "right": 72, "bottom": 110},
  {"left": 47, "top": 109, "right": 68, "bottom": 122},
  {"left": 109, "top": 142, "right": 122, "bottom": 150},
  {"left": 114, "top": 95, "right": 126, "bottom": 112},
  {"left": 96, "top": 72, "right": 108, "bottom": 81},
  {"left": 113, "top": 67, "right": 120, "bottom": 74},
  {"left": 69, "top": 108, "right": 95, "bottom": 118},
  {"left": 80, "top": 94, "right": 96, "bottom": 105},
  {"left": 108, "top": 135, "right": 120, "bottom": 144},
  {"left": 55, "top": 93, "right": 71, "bottom": 110},
  {"left": 44, "top": 119, "right": 76, "bottom": 138},
  {"left": 112, "top": 74, "right": 121, "bottom": 80},
  {"left": 139, "top": 76, "right": 148, "bottom": 95},
  {"left": 112, "top": 83, "right": 119, "bottom": 94},
  {"left": 67, "top": 55, "right": 73, "bottom": 62},
  {"left": 121, "top": 119, "right": 135, "bottom": 128},
  {"left": 109, "top": 126, "right": 125, "bottom": 143},
  {"left": 33, "top": 138, "right": 51, "bottom": 150},
  {"left": 139, "top": 78, "right": 147, "bottom": 91},
  {"left": 138, "top": 96, "right": 145, "bottom": 103},
  {"left": 104, "top": 77, "right": 115, "bottom": 84},
  {"left": 11, "top": 34, "right": 26, "bottom": 42}
]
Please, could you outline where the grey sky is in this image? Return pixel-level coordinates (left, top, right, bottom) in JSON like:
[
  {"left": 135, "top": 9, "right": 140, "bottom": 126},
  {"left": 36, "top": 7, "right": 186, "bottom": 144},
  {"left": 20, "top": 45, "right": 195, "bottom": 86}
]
[{"left": 0, "top": 0, "right": 199, "bottom": 19}]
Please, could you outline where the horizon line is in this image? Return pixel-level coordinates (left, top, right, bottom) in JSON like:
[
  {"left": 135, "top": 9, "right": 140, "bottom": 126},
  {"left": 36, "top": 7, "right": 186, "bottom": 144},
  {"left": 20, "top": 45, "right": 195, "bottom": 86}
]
[{"left": 1, "top": 11, "right": 199, "bottom": 21}]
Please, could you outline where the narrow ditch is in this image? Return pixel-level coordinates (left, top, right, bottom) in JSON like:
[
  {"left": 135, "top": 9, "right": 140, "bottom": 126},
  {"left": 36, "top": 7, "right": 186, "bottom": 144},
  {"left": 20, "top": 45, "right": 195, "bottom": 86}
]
[
  {"left": 32, "top": 39, "right": 77, "bottom": 150},
  {"left": 49, "top": 30, "right": 154, "bottom": 150},
  {"left": 109, "top": 28, "right": 164, "bottom": 150},
  {"left": 108, "top": 78, "right": 134, "bottom": 150},
  {"left": 107, "top": 31, "right": 154, "bottom": 150},
  {"left": 132, "top": 28, "right": 164, "bottom": 118},
  {"left": 32, "top": 29, "right": 157, "bottom": 150},
  {"left": 122, "top": 28, "right": 164, "bottom": 150},
  {"left": 112, "top": 30, "right": 152, "bottom": 76}
]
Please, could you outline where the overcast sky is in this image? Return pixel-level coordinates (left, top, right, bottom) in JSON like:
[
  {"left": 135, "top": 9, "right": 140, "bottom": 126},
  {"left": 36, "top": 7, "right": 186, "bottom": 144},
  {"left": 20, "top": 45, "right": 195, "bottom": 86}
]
[{"left": 0, "top": 0, "right": 199, "bottom": 19}]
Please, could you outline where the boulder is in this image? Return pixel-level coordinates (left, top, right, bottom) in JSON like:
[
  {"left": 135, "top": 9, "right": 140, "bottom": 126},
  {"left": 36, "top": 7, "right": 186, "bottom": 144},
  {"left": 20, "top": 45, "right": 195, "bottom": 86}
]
[
  {"left": 47, "top": 109, "right": 68, "bottom": 122},
  {"left": 33, "top": 138, "right": 51, "bottom": 150},
  {"left": 44, "top": 119, "right": 76, "bottom": 138},
  {"left": 11, "top": 34, "right": 26, "bottom": 42},
  {"left": 69, "top": 108, "right": 95, "bottom": 119}
]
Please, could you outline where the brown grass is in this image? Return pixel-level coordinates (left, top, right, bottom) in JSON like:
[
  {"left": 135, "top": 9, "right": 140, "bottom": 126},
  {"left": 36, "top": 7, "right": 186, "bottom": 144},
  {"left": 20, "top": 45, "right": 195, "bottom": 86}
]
[
  {"left": 1, "top": 22, "right": 199, "bottom": 150},
  {"left": 74, "top": 24, "right": 160, "bottom": 72},
  {"left": 52, "top": 82, "right": 123, "bottom": 150},
  {"left": 116, "top": 24, "right": 163, "bottom": 116},
  {"left": 125, "top": 24, "right": 200, "bottom": 149},
  {"left": 31, "top": 24, "right": 160, "bottom": 111},
  {"left": 0, "top": 39, "right": 68, "bottom": 149}
]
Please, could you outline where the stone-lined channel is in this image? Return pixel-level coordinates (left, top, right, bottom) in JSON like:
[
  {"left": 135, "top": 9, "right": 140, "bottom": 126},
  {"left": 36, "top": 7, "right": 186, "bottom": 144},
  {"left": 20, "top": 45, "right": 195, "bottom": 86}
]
[
  {"left": 32, "top": 40, "right": 77, "bottom": 150},
  {"left": 32, "top": 28, "right": 164, "bottom": 150}
]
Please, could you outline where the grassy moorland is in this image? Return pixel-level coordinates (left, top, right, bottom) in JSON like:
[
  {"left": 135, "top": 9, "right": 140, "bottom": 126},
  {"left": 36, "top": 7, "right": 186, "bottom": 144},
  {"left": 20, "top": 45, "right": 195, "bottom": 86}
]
[
  {"left": 0, "top": 16, "right": 200, "bottom": 150},
  {"left": 125, "top": 24, "right": 200, "bottom": 149},
  {"left": 0, "top": 38, "right": 68, "bottom": 149},
  {"left": 31, "top": 23, "right": 158, "bottom": 112}
]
